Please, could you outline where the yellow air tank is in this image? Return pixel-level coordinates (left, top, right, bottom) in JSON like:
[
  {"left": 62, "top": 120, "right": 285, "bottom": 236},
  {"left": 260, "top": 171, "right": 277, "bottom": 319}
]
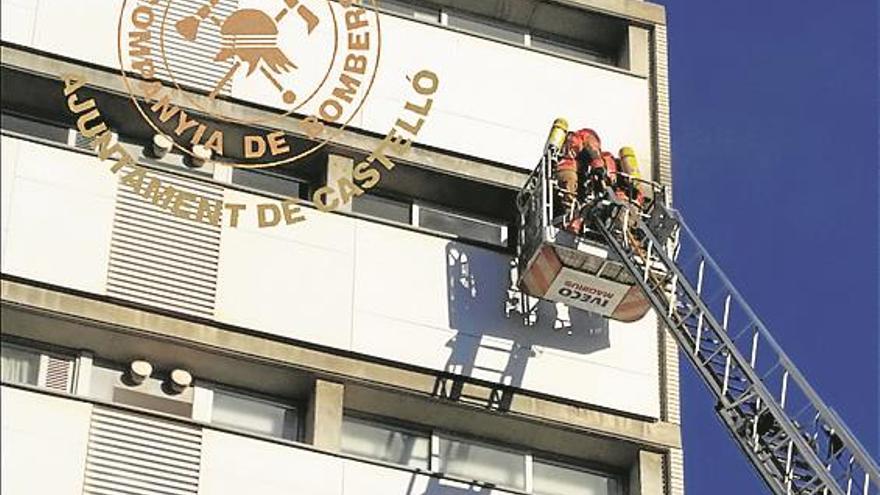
[
  {"left": 546, "top": 118, "right": 569, "bottom": 151},
  {"left": 618, "top": 146, "right": 641, "bottom": 180}
]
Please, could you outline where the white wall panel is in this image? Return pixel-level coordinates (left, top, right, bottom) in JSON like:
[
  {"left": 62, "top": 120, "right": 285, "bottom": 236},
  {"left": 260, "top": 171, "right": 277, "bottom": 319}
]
[
  {"left": 350, "top": 219, "right": 659, "bottom": 416},
  {"left": 0, "top": 137, "right": 21, "bottom": 262},
  {"left": 199, "top": 430, "right": 343, "bottom": 495},
  {"left": 30, "top": 0, "right": 119, "bottom": 69},
  {"left": 0, "top": 386, "right": 93, "bottom": 495},
  {"left": 0, "top": 0, "right": 37, "bottom": 46},
  {"left": 213, "top": 189, "right": 357, "bottom": 349},
  {"left": 0, "top": 137, "right": 116, "bottom": 294}
]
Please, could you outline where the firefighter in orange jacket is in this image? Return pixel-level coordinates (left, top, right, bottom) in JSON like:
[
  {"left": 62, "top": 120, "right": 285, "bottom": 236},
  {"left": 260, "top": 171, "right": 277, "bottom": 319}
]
[{"left": 556, "top": 128, "right": 604, "bottom": 232}]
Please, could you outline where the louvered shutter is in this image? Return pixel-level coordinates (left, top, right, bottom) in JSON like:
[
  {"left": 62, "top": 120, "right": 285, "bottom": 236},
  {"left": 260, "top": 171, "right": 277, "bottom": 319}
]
[
  {"left": 42, "top": 355, "right": 74, "bottom": 393},
  {"left": 149, "top": 0, "right": 240, "bottom": 94},
  {"left": 107, "top": 168, "right": 223, "bottom": 319},
  {"left": 84, "top": 407, "right": 202, "bottom": 495}
]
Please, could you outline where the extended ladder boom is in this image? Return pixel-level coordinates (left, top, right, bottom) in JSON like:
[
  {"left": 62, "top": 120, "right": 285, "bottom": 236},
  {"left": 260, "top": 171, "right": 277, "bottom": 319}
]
[{"left": 591, "top": 198, "right": 880, "bottom": 495}]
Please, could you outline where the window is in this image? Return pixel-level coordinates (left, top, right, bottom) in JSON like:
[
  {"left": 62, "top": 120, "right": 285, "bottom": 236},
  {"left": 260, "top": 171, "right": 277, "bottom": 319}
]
[
  {"left": 437, "top": 435, "right": 527, "bottom": 491},
  {"left": 372, "top": 1, "right": 627, "bottom": 69},
  {"left": 379, "top": 0, "right": 440, "bottom": 23},
  {"left": 416, "top": 204, "right": 508, "bottom": 247},
  {"left": 350, "top": 195, "right": 509, "bottom": 248},
  {"left": 341, "top": 415, "right": 430, "bottom": 469},
  {"left": 533, "top": 459, "right": 620, "bottom": 495},
  {"left": 232, "top": 168, "right": 304, "bottom": 198},
  {"left": 530, "top": 35, "right": 614, "bottom": 66},
  {"left": 211, "top": 389, "right": 299, "bottom": 440},
  {"left": 0, "top": 341, "right": 75, "bottom": 392},
  {"left": 0, "top": 345, "right": 41, "bottom": 386},
  {"left": 338, "top": 415, "right": 622, "bottom": 493},
  {"left": 446, "top": 11, "right": 526, "bottom": 44},
  {"left": 0, "top": 113, "right": 69, "bottom": 143},
  {"left": 352, "top": 193, "right": 412, "bottom": 224}
]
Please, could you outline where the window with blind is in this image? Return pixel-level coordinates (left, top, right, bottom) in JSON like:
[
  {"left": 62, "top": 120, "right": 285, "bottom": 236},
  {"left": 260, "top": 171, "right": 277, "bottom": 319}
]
[
  {"left": 0, "top": 345, "right": 41, "bottom": 386},
  {"left": 437, "top": 435, "right": 527, "bottom": 491},
  {"left": 341, "top": 415, "right": 431, "bottom": 469},
  {"left": 0, "top": 341, "right": 75, "bottom": 393},
  {"left": 210, "top": 388, "right": 300, "bottom": 440},
  {"left": 533, "top": 459, "right": 621, "bottom": 495},
  {"left": 339, "top": 414, "right": 621, "bottom": 494}
]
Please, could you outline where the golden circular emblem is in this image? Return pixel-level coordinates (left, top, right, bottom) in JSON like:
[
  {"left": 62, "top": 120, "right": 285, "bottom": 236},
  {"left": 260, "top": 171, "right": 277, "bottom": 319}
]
[{"left": 118, "top": 0, "right": 382, "bottom": 168}]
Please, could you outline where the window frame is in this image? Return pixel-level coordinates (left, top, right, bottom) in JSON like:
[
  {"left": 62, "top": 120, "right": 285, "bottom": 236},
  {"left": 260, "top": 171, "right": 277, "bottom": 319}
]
[
  {"left": 0, "top": 339, "right": 77, "bottom": 393},
  {"left": 377, "top": 0, "right": 442, "bottom": 24},
  {"left": 531, "top": 455, "right": 625, "bottom": 495},
  {"left": 350, "top": 191, "right": 414, "bottom": 226},
  {"left": 230, "top": 167, "right": 308, "bottom": 200},
  {"left": 338, "top": 413, "right": 624, "bottom": 495},
  {"left": 0, "top": 111, "right": 70, "bottom": 144},
  {"left": 413, "top": 200, "right": 509, "bottom": 248},
  {"left": 341, "top": 412, "right": 434, "bottom": 470},
  {"left": 207, "top": 384, "right": 303, "bottom": 441},
  {"left": 373, "top": 1, "right": 631, "bottom": 73},
  {"left": 433, "top": 430, "right": 532, "bottom": 492}
]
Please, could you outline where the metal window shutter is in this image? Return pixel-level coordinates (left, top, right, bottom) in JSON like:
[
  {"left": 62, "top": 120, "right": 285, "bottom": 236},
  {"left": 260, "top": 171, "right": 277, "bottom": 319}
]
[
  {"left": 84, "top": 407, "right": 202, "bottom": 495},
  {"left": 107, "top": 168, "right": 223, "bottom": 319},
  {"left": 148, "top": 0, "right": 240, "bottom": 94}
]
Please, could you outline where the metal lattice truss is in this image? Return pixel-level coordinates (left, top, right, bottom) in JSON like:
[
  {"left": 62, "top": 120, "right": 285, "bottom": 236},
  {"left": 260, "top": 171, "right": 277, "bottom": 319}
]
[{"left": 593, "top": 199, "right": 879, "bottom": 495}]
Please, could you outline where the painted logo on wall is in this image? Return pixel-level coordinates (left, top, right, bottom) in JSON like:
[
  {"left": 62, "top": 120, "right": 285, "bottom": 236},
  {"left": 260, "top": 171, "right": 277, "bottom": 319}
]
[
  {"left": 61, "top": 0, "right": 439, "bottom": 228},
  {"left": 119, "top": 0, "right": 382, "bottom": 167}
]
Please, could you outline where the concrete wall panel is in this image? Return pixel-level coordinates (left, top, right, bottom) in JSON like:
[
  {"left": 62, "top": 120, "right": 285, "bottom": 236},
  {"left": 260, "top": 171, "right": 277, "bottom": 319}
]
[
  {"left": 199, "top": 429, "right": 344, "bottom": 495},
  {"left": 0, "top": 387, "right": 92, "bottom": 495},
  {"left": 213, "top": 189, "right": 357, "bottom": 350},
  {"left": 0, "top": 137, "right": 116, "bottom": 295},
  {"left": 348, "top": 219, "right": 659, "bottom": 416},
  {"left": 1, "top": 136, "right": 21, "bottom": 262},
  {"left": 32, "top": 0, "right": 118, "bottom": 69},
  {"left": 0, "top": 0, "right": 37, "bottom": 46}
]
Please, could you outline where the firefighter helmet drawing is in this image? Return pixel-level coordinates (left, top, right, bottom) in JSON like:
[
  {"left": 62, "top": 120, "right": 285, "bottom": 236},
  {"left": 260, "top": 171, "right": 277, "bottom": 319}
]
[{"left": 175, "top": 0, "right": 321, "bottom": 105}]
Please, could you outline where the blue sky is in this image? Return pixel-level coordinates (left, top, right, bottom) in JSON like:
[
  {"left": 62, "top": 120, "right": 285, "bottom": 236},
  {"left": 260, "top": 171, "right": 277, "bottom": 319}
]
[{"left": 654, "top": 0, "right": 879, "bottom": 492}]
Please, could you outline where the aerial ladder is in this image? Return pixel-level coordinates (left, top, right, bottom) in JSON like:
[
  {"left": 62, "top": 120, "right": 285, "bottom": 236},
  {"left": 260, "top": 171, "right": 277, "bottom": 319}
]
[{"left": 515, "top": 121, "right": 880, "bottom": 495}]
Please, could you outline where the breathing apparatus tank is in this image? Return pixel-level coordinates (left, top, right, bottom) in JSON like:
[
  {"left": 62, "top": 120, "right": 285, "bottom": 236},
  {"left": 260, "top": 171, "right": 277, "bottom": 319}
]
[{"left": 546, "top": 118, "right": 569, "bottom": 155}]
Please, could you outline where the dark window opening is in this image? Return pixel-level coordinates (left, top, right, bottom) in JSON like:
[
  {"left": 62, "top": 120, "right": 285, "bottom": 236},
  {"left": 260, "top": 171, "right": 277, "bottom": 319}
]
[{"left": 1, "top": 112, "right": 69, "bottom": 144}]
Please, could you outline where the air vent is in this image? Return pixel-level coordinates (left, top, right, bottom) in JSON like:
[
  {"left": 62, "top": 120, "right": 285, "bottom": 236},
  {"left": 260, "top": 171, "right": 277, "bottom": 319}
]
[
  {"left": 149, "top": 0, "right": 240, "bottom": 94},
  {"left": 84, "top": 407, "right": 201, "bottom": 495},
  {"left": 69, "top": 129, "right": 118, "bottom": 151},
  {"left": 43, "top": 355, "right": 73, "bottom": 393},
  {"left": 107, "top": 167, "right": 223, "bottom": 318}
]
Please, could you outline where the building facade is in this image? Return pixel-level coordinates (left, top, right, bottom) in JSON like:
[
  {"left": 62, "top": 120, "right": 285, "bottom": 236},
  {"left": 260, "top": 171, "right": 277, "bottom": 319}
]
[{"left": 0, "top": 0, "right": 681, "bottom": 494}]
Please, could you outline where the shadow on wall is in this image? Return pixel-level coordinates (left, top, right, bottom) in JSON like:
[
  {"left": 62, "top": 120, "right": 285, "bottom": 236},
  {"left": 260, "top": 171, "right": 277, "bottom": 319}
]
[
  {"left": 405, "top": 472, "right": 494, "bottom": 495},
  {"left": 437, "top": 242, "right": 610, "bottom": 408}
]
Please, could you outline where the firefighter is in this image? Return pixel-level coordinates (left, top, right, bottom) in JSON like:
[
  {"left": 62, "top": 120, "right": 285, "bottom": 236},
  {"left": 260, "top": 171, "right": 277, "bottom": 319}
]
[
  {"left": 556, "top": 128, "right": 604, "bottom": 233},
  {"left": 600, "top": 151, "right": 624, "bottom": 201},
  {"left": 617, "top": 146, "right": 645, "bottom": 206}
]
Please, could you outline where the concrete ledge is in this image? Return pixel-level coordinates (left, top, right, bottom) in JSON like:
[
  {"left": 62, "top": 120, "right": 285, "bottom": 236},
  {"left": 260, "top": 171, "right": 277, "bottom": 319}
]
[
  {"left": 0, "top": 45, "right": 529, "bottom": 191},
  {"left": 559, "top": 0, "right": 666, "bottom": 25},
  {"left": 1, "top": 277, "right": 682, "bottom": 455}
]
